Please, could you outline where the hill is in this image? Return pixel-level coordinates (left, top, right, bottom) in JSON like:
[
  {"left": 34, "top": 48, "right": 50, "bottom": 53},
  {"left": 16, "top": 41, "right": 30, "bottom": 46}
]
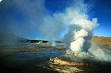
[{"left": 92, "top": 36, "right": 111, "bottom": 45}]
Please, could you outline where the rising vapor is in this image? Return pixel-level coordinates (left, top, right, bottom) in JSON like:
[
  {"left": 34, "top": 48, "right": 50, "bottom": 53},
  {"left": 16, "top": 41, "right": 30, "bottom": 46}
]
[
  {"left": 40, "top": 0, "right": 111, "bottom": 61},
  {"left": 0, "top": 0, "right": 48, "bottom": 47},
  {"left": 0, "top": 0, "right": 111, "bottom": 61},
  {"left": 62, "top": 0, "right": 111, "bottom": 61}
]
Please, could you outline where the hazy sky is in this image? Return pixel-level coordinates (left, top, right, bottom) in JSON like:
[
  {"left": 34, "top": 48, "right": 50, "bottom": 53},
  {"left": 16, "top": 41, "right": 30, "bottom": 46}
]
[
  {"left": 0, "top": 0, "right": 111, "bottom": 40},
  {"left": 45, "top": 0, "right": 111, "bottom": 37}
]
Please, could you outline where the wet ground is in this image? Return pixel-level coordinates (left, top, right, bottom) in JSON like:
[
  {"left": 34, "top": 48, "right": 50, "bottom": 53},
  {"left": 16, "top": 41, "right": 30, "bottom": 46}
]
[
  {"left": 0, "top": 47, "right": 111, "bottom": 73},
  {"left": 0, "top": 48, "right": 65, "bottom": 73}
]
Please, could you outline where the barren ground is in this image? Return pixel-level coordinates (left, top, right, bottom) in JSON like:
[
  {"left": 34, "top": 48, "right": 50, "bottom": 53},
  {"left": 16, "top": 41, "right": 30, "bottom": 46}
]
[{"left": 0, "top": 36, "right": 111, "bottom": 73}]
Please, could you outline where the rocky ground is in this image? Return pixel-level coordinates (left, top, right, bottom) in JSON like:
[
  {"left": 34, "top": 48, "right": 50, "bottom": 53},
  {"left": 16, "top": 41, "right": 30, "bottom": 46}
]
[{"left": 48, "top": 56, "right": 111, "bottom": 73}]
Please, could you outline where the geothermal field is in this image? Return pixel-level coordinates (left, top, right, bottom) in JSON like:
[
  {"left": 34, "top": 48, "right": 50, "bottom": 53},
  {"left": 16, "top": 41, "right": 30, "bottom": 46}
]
[
  {"left": 0, "top": 36, "right": 111, "bottom": 73},
  {"left": 0, "top": 0, "right": 111, "bottom": 73}
]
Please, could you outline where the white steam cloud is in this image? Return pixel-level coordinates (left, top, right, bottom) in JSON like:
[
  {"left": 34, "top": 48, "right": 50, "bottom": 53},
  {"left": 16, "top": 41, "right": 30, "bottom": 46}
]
[
  {"left": 63, "top": 9, "right": 98, "bottom": 53},
  {"left": 40, "top": 0, "right": 111, "bottom": 61},
  {"left": 0, "top": 0, "right": 2, "bottom": 2},
  {"left": 1, "top": 0, "right": 110, "bottom": 61},
  {"left": 62, "top": 0, "right": 111, "bottom": 61}
]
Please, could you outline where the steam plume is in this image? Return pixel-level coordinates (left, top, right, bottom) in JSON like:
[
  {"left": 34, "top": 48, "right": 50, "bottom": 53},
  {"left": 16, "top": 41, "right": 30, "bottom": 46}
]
[
  {"left": 62, "top": 0, "right": 111, "bottom": 61},
  {"left": 1, "top": 0, "right": 111, "bottom": 61},
  {"left": 64, "top": 10, "right": 98, "bottom": 54},
  {"left": 62, "top": 0, "right": 98, "bottom": 55},
  {"left": 41, "top": 0, "right": 111, "bottom": 61}
]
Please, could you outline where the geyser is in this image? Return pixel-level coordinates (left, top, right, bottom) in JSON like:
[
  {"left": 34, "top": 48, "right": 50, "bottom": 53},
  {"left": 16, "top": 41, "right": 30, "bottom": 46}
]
[
  {"left": 62, "top": 0, "right": 111, "bottom": 61},
  {"left": 63, "top": 0, "right": 98, "bottom": 56}
]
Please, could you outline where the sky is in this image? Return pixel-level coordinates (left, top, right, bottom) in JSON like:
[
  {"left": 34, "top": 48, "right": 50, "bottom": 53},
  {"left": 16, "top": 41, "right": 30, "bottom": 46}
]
[
  {"left": 90, "top": 0, "right": 111, "bottom": 37},
  {"left": 45, "top": 0, "right": 111, "bottom": 37},
  {"left": 0, "top": 0, "right": 111, "bottom": 40}
]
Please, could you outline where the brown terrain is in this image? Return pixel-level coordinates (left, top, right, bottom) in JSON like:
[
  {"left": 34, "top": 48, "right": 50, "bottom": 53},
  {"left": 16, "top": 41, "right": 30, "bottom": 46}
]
[{"left": 92, "top": 36, "right": 111, "bottom": 45}]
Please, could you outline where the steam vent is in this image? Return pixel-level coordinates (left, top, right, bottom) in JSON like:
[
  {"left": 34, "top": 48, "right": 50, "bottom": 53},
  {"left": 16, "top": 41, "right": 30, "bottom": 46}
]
[
  {"left": 0, "top": 0, "right": 111, "bottom": 73},
  {"left": 47, "top": 36, "right": 111, "bottom": 73}
]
